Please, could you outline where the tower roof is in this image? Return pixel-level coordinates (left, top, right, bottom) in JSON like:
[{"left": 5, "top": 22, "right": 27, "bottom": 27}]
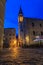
[{"left": 19, "top": 7, "right": 23, "bottom": 15}]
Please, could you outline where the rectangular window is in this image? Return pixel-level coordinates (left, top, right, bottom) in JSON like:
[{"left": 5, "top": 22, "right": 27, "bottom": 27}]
[
  {"left": 33, "top": 31, "right": 35, "bottom": 35},
  {"left": 40, "top": 24, "right": 42, "bottom": 27},
  {"left": 41, "top": 32, "right": 43, "bottom": 35},
  {"left": 32, "top": 23, "right": 34, "bottom": 27}
]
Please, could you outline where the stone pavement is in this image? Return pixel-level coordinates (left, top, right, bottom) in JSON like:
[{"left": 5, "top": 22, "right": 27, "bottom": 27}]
[{"left": 0, "top": 47, "right": 43, "bottom": 65}]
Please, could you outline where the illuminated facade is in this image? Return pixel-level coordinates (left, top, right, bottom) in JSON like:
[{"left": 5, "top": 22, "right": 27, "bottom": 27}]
[
  {"left": 18, "top": 7, "right": 43, "bottom": 45},
  {"left": 4, "top": 28, "right": 16, "bottom": 48},
  {"left": 0, "top": 0, "right": 6, "bottom": 50},
  {"left": 23, "top": 18, "right": 43, "bottom": 45}
]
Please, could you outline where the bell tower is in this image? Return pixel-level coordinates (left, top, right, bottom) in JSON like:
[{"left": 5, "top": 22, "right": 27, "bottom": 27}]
[{"left": 18, "top": 7, "right": 24, "bottom": 46}]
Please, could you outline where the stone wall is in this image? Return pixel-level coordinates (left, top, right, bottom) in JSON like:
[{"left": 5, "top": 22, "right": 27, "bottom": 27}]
[{"left": 0, "top": 0, "right": 6, "bottom": 50}]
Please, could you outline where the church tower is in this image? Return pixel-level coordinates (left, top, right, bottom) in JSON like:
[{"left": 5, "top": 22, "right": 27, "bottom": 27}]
[
  {"left": 18, "top": 7, "right": 24, "bottom": 46},
  {"left": 0, "top": 0, "right": 6, "bottom": 50}
]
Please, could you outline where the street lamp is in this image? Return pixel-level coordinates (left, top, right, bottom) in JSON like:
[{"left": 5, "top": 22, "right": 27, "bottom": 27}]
[
  {"left": 14, "top": 39, "right": 17, "bottom": 45},
  {"left": 25, "top": 36, "right": 29, "bottom": 44},
  {"left": 10, "top": 38, "right": 17, "bottom": 48}
]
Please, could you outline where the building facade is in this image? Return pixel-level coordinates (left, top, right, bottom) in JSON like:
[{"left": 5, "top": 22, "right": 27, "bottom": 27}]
[
  {"left": 23, "top": 18, "right": 43, "bottom": 45},
  {"left": 0, "top": 0, "right": 6, "bottom": 50},
  {"left": 4, "top": 28, "right": 16, "bottom": 48},
  {"left": 18, "top": 8, "right": 43, "bottom": 46}
]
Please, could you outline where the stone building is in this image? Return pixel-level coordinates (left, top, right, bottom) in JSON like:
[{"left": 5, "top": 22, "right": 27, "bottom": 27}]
[
  {"left": 23, "top": 18, "right": 43, "bottom": 45},
  {"left": 18, "top": 7, "right": 43, "bottom": 46},
  {"left": 4, "top": 28, "right": 16, "bottom": 48},
  {"left": 0, "top": 0, "right": 6, "bottom": 50}
]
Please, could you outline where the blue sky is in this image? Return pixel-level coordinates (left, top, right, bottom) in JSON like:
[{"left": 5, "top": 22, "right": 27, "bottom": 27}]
[{"left": 4, "top": 0, "right": 43, "bottom": 34}]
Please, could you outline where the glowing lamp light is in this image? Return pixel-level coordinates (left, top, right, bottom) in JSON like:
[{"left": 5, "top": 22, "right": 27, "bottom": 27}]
[
  {"left": 10, "top": 39, "right": 16, "bottom": 47},
  {"left": 14, "top": 39, "right": 17, "bottom": 45},
  {"left": 26, "top": 36, "right": 29, "bottom": 43}
]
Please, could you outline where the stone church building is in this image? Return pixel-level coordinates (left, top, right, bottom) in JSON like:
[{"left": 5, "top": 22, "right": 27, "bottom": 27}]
[{"left": 18, "top": 7, "right": 43, "bottom": 46}]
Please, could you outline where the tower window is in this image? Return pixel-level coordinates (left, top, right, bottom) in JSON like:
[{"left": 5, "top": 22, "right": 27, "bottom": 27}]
[
  {"left": 32, "top": 23, "right": 34, "bottom": 27},
  {"left": 33, "top": 31, "right": 35, "bottom": 35}
]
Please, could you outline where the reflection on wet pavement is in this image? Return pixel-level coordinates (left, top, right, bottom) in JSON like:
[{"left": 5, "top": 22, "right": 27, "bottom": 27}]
[{"left": 0, "top": 47, "right": 43, "bottom": 65}]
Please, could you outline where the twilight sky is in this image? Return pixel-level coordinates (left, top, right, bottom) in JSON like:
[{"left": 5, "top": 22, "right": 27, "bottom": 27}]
[{"left": 4, "top": 0, "right": 43, "bottom": 34}]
